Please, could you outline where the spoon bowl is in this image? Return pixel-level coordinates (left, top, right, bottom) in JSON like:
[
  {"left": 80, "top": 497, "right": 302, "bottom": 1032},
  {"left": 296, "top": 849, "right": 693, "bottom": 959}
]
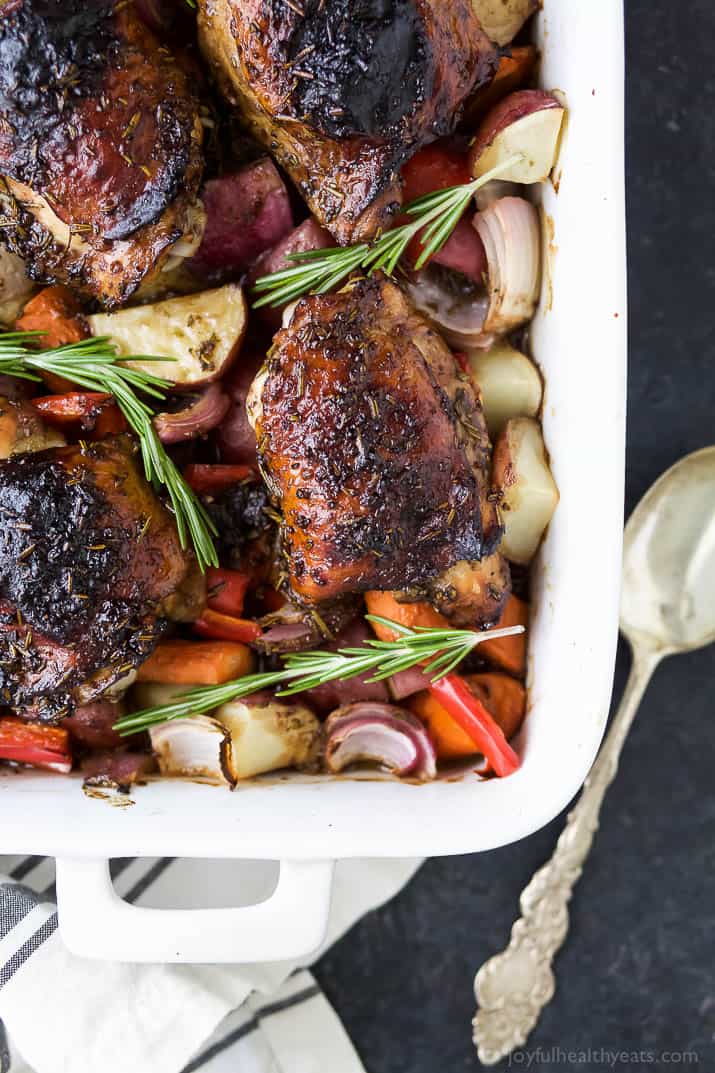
[{"left": 621, "top": 445, "right": 715, "bottom": 654}]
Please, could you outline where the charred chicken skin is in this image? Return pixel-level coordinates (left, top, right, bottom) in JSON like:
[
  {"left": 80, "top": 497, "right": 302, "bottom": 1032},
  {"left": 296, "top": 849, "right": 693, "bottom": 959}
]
[
  {"left": 0, "top": 0, "right": 205, "bottom": 308},
  {"left": 0, "top": 436, "right": 191, "bottom": 720},
  {"left": 250, "top": 275, "right": 510, "bottom": 626},
  {"left": 198, "top": 0, "right": 497, "bottom": 244}
]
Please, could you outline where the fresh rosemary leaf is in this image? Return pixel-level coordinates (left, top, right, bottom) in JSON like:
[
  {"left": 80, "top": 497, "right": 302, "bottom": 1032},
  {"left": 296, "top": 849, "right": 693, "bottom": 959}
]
[
  {"left": 251, "top": 155, "right": 523, "bottom": 308},
  {"left": 0, "top": 332, "right": 218, "bottom": 571},
  {"left": 112, "top": 617, "right": 525, "bottom": 735}
]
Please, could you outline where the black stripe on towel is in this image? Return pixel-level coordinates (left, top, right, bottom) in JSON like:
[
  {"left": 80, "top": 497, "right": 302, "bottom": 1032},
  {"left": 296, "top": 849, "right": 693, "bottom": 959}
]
[
  {"left": 181, "top": 983, "right": 322, "bottom": 1072},
  {"left": 181, "top": 1017, "right": 259, "bottom": 1073},
  {"left": 256, "top": 983, "right": 321, "bottom": 1020},
  {"left": 125, "top": 858, "right": 176, "bottom": 904},
  {"left": 0, "top": 884, "right": 41, "bottom": 940},
  {"left": 9, "top": 858, "right": 43, "bottom": 882},
  {"left": 0, "top": 912, "right": 58, "bottom": 989}
]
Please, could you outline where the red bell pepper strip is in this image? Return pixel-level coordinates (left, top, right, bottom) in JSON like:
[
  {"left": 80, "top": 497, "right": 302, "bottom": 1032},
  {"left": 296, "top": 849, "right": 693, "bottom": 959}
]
[
  {"left": 206, "top": 567, "right": 252, "bottom": 616},
  {"left": 183, "top": 463, "right": 257, "bottom": 495},
  {"left": 91, "top": 403, "right": 127, "bottom": 439},
  {"left": 193, "top": 608, "right": 263, "bottom": 644},
  {"left": 31, "top": 392, "right": 113, "bottom": 426},
  {"left": 427, "top": 673, "right": 520, "bottom": 777},
  {"left": 0, "top": 717, "right": 72, "bottom": 774}
]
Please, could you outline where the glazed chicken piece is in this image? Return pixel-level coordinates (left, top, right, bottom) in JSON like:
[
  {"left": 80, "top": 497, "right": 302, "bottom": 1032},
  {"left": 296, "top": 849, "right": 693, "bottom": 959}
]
[
  {"left": 0, "top": 436, "right": 191, "bottom": 720},
  {"left": 198, "top": 0, "right": 497, "bottom": 244},
  {"left": 249, "top": 275, "right": 510, "bottom": 627},
  {"left": 0, "top": 0, "right": 205, "bottom": 309}
]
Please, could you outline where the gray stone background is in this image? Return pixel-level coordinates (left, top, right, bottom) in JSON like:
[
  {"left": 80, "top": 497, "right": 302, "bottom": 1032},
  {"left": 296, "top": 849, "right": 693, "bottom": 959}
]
[{"left": 314, "top": 3, "right": 715, "bottom": 1070}]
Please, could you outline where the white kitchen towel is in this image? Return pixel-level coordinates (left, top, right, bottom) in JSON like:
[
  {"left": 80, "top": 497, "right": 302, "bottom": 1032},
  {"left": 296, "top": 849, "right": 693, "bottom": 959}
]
[{"left": 0, "top": 854, "right": 422, "bottom": 1073}]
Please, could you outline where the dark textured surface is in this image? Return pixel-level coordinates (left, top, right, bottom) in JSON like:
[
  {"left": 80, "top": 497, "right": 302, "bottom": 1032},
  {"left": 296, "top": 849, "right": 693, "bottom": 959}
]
[{"left": 314, "top": 3, "right": 715, "bottom": 1070}]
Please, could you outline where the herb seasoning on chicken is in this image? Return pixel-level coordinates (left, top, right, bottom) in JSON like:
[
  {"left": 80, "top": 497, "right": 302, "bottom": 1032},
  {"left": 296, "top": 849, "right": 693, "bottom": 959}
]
[
  {"left": 248, "top": 275, "right": 510, "bottom": 624},
  {"left": 0, "top": 0, "right": 205, "bottom": 307},
  {"left": 0, "top": 436, "right": 191, "bottom": 719},
  {"left": 197, "top": 0, "right": 497, "bottom": 243}
]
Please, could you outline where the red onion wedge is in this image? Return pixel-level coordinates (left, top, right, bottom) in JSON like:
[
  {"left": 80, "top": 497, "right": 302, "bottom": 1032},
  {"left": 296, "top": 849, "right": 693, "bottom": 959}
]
[
  {"left": 387, "top": 666, "right": 432, "bottom": 702},
  {"left": 154, "top": 384, "right": 231, "bottom": 444},
  {"left": 469, "top": 90, "right": 565, "bottom": 186},
  {"left": 406, "top": 270, "right": 494, "bottom": 350},
  {"left": 324, "top": 704, "right": 437, "bottom": 781},
  {"left": 150, "top": 716, "right": 235, "bottom": 786},
  {"left": 473, "top": 197, "right": 541, "bottom": 336}
]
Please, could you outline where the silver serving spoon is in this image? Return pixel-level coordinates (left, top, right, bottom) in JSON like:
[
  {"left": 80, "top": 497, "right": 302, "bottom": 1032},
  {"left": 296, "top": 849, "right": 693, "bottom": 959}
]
[{"left": 473, "top": 446, "right": 715, "bottom": 1065}]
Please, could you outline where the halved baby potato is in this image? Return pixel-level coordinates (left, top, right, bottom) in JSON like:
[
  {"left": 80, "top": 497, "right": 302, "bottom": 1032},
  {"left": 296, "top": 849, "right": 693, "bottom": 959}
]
[
  {"left": 469, "top": 91, "right": 565, "bottom": 185},
  {"left": 145, "top": 689, "right": 320, "bottom": 784},
  {"left": 492, "top": 417, "right": 559, "bottom": 564},
  {"left": 216, "top": 696, "right": 320, "bottom": 781},
  {"left": 470, "top": 0, "right": 538, "bottom": 46},
  {"left": 467, "top": 343, "right": 542, "bottom": 437},
  {"left": 88, "top": 284, "right": 246, "bottom": 388}
]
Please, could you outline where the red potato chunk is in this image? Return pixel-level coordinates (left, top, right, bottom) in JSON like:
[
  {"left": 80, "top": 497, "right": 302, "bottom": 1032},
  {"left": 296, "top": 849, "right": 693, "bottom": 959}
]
[
  {"left": 190, "top": 159, "right": 294, "bottom": 280},
  {"left": 248, "top": 218, "right": 334, "bottom": 330}
]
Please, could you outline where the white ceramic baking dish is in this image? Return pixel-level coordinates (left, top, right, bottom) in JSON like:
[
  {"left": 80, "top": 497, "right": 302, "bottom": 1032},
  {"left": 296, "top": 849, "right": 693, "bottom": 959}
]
[{"left": 0, "top": 0, "right": 626, "bottom": 964}]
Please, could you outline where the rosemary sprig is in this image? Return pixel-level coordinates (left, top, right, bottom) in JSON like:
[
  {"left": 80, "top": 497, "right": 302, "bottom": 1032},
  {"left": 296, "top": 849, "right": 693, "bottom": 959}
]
[
  {"left": 252, "top": 155, "right": 522, "bottom": 309},
  {"left": 0, "top": 332, "right": 218, "bottom": 571},
  {"left": 113, "top": 614, "right": 525, "bottom": 735}
]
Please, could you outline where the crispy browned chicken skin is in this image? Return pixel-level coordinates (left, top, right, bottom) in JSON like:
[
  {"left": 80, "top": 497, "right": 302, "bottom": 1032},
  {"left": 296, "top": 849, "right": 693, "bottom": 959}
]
[
  {"left": 250, "top": 276, "right": 510, "bottom": 625},
  {"left": 0, "top": 436, "right": 190, "bottom": 720},
  {"left": 0, "top": 0, "right": 205, "bottom": 308},
  {"left": 198, "top": 0, "right": 497, "bottom": 243}
]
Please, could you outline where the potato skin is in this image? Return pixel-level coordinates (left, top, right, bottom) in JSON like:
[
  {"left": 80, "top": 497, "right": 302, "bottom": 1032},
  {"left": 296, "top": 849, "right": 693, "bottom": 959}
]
[{"left": 492, "top": 417, "right": 559, "bottom": 565}]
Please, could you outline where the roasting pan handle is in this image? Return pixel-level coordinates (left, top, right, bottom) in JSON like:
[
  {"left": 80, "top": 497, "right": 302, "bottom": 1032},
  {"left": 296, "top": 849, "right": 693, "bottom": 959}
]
[{"left": 55, "top": 857, "right": 335, "bottom": 963}]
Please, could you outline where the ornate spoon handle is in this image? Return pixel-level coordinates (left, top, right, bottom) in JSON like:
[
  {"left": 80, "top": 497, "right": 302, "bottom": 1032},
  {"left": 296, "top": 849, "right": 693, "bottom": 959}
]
[{"left": 473, "top": 643, "right": 662, "bottom": 1065}]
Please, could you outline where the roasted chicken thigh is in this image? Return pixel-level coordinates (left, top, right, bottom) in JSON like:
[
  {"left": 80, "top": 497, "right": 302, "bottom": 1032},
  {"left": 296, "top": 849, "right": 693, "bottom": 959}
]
[
  {"left": 0, "top": 0, "right": 205, "bottom": 308},
  {"left": 249, "top": 276, "right": 510, "bottom": 626},
  {"left": 198, "top": 0, "right": 497, "bottom": 243},
  {"left": 0, "top": 436, "right": 191, "bottom": 719}
]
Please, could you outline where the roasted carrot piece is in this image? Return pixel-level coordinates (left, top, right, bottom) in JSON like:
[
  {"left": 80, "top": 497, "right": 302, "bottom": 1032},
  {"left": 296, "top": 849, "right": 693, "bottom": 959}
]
[
  {"left": 463, "top": 673, "right": 527, "bottom": 740},
  {"left": 136, "top": 640, "right": 254, "bottom": 685},
  {"left": 367, "top": 590, "right": 528, "bottom": 674},
  {"left": 192, "top": 609, "right": 262, "bottom": 644},
  {"left": 364, "top": 591, "right": 450, "bottom": 642},
  {"left": 410, "top": 691, "right": 479, "bottom": 759},
  {"left": 16, "top": 285, "right": 87, "bottom": 346},
  {"left": 16, "top": 285, "right": 88, "bottom": 392},
  {"left": 463, "top": 46, "right": 538, "bottom": 125},
  {"left": 478, "top": 595, "right": 528, "bottom": 675}
]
